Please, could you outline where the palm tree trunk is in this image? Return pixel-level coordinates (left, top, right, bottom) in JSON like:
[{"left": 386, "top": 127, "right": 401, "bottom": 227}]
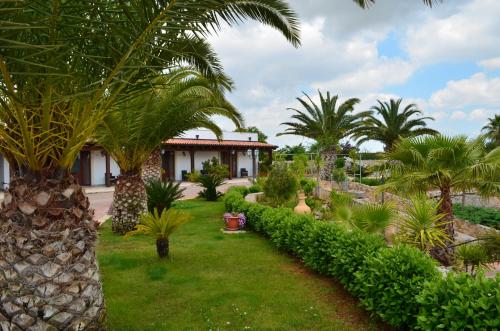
[
  {"left": 142, "top": 148, "right": 162, "bottom": 183},
  {"left": 156, "top": 238, "right": 169, "bottom": 258},
  {"left": 320, "top": 147, "right": 336, "bottom": 180},
  {"left": 431, "top": 185, "right": 456, "bottom": 265},
  {"left": 0, "top": 173, "right": 106, "bottom": 330},
  {"left": 111, "top": 172, "right": 146, "bottom": 235}
]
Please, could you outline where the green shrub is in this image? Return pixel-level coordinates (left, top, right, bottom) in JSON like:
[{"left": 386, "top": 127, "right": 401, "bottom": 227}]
[
  {"left": 187, "top": 170, "right": 201, "bottom": 182},
  {"left": 201, "top": 156, "right": 229, "bottom": 178},
  {"left": 248, "top": 183, "right": 262, "bottom": 193},
  {"left": 353, "top": 245, "right": 439, "bottom": 328},
  {"left": 145, "top": 179, "right": 185, "bottom": 215},
  {"left": 416, "top": 273, "right": 500, "bottom": 331},
  {"left": 230, "top": 186, "right": 250, "bottom": 197},
  {"left": 198, "top": 174, "right": 225, "bottom": 201},
  {"left": 300, "top": 178, "right": 316, "bottom": 196},
  {"left": 359, "top": 177, "right": 383, "bottom": 186},
  {"left": 453, "top": 204, "right": 500, "bottom": 229},
  {"left": 263, "top": 162, "right": 298, "bottom": 205}
]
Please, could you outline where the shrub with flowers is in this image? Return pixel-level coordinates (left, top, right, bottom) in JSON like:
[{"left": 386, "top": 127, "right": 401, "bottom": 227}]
[{"left": 224, "top": 212, "right": 247, "bottom": 229}]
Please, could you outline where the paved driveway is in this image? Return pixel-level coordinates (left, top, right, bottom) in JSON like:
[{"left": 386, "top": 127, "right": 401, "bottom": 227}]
[{"left": 87, "top": 178, "right": 251, "bottom": 222}]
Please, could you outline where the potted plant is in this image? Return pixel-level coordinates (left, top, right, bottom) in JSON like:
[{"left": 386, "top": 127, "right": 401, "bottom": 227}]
[{"left": 223, "top": 212, "right": 246, "bottom": 231}]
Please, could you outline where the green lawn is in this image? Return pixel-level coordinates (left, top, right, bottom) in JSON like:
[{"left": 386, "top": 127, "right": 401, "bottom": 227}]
[{"left": 97, "top": 200, "right": 386, "bottom": 330}]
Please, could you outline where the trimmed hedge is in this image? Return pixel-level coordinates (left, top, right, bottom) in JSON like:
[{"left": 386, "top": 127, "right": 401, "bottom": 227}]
[
  {"left": 453, "top": 203, "right": 500, "bottom": 229},
  {"left": 224, "top": 188, "right": 500, "bottom": 330}
]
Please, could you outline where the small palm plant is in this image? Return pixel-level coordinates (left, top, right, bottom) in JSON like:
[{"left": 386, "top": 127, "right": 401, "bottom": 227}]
[
  {"left": 126, "top": 209, "right": 190, "bottom": 258},
  {"left": 351, "top": 202, "right": 397, "bottom": 234},
  {"left": 397, "top": 195, "right": 450, "bottom": 253},
  {"left": 145, "top": 179, "right": 185, "bottom": 215},
  {"left": 198, "top": 174, "right": 226, "bottom": 201}
]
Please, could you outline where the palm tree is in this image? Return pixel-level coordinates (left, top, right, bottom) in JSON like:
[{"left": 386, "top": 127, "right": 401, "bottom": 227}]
[
  {"left": 383, "top": 135, "right": 500, "bottom": 264},
  {"left": 278, "top": 91, "right": 369, "bottom": 179},
  {"left": 97, "top": 68, "right": 242, "bottom": 234},
  {"left": 354, "top": 98, "right": 438, "bottom": 151},
  {"left": 0, "top": 1, "right": 299, "bottom": 328},
  {"left": 482, "top": 114, "right": 500, "bottom": 149}
]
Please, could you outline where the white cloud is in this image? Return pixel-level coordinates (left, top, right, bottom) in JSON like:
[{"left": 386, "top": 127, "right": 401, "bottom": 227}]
[
  {"left": 450, "top": 111, "right": 466, "bottom": 120},
  {"left": 479, "top": 57, "right": 500, "bottom": 70},
  {"left": 429, "top": 73, "right": 500, "bottom": 109},
  {"left": 404, "top": 0, "right": 500, "bottom": 64},
  {"left": 469, "top": 108, "right": 493, "bottom": 121}
]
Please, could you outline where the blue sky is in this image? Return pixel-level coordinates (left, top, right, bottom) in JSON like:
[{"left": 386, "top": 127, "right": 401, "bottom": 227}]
[{"left": 208, "top": 0, "right": 500, "bottom": 151}]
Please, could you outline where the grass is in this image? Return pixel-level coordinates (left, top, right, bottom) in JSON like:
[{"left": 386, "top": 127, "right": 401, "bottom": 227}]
[{"left": 97, "top": 199, "right": 386, "bottom": 330}]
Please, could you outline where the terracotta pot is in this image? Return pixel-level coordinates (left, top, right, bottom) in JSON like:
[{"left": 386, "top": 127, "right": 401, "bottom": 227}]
[
  {"left": 294, "top": 192, "right": 312, "bottom": 214},
  {"left": 226, "top": 216, "right": 240, "bottom": 231}
]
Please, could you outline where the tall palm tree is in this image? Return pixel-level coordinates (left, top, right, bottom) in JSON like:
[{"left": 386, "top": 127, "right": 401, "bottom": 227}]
[
  {"left": 97, "top": 67, "right": 242, "bottom": 234},
  {"left": 278, "top": 91, "right": 369, "bottom": 179},
  {"left": 0, "top": 1, "right": 299, "bottom": 328},
  {"left": 482, "top": 114, "right": 500, "bottom": 149},
  {"left": 354, "top": 98, "right": 438, "bottom": 151},
  {"left": 383, "top": 135, "right": 500, "bottom": 264}
]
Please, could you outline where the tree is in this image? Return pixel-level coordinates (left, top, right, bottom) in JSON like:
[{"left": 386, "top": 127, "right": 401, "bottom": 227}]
[
  {"left": 354, "top": 98, "right": 438, "bottom": 151},
  {"left": 383, "top": 135, "right": 500, "bottom": 264},
  {"left": 236, "top": 126, "right": 268, "bottom": 143},
  {"left": 0, "top": 1, "right": 299, "bottom": 328},
  {"left": 482, "top": 114, "right": 500, "bottom": 149},
  {"left": 278, "top": 91, "right": 369, "bottom": 179},
  {"left": 97, "top": 68, "right": 241, "bottom": 234}
]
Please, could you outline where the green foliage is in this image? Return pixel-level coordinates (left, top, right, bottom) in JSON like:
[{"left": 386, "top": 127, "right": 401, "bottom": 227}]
[
  {"left": 223, "top": 190, "right": 499, "bottom": 329},
  {"left": 305, "top": 197, "right": 323, "bottom": 211},
  {"left": 359, "top": 177, "right": 383, "bottom": 186},
  {"left": 331, "top": 168, "right": 347, "bottom": 184},
  {"left": 335, "top": 157, "right": 345, "bottom": 169},
  {"left": 290, "top": 153, "right": 308, "bottom": 178},
  {"left": 416, "top": 273, "right": 500, "bottom": 331},
  {"left": 187, "top": 171, "right": 201, "bottom": 182},
  {"left": 202, "top": 157, "right": 229, "bottom": 178},
  {"left": 229, "top": 186, "right": 250, "bottom": 197},
  {"left": 263, "top": 162, "right": 298, "bottom": 205},
  {"left": 354, "top": 245, "right": 439, "bottom": 328},
  {"left": 126, "top": 209, "right": 190, "bottom": 241},
  {"left": 300, "top": 178, "right": 317, "bottom": 196},
  {"left": 248, "top": 183, "right": 263, "bottom": 193},
  {"left": 478, "top": 231, "right": 500, "bottom": 262},
  {"left": 198, "top": 174, "right": 225, "bottom": 201},
  {"left": 397, "top": 195, "right": 450, "bottom": 252},
  {"left": 350, "top": 202, "right": 397, "bottom": 234},
  {"left": 456, "top": 244, "right": 491, "bottom": 276},
  {"left": 145, "top": 179, "right": 185, "bottom": 215},
  {"left": 453, "top": 204, "right": 500, "bottom": 229}
]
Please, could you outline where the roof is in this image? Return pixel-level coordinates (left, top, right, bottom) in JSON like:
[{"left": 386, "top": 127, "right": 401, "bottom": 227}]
[{"left": 164, "top": 138, "right": 277, "bottom": 150}]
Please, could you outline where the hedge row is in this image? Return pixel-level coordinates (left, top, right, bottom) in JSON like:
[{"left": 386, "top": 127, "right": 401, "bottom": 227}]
[{"left": 224, "top": 188, "right": 500, "bottom": 330}]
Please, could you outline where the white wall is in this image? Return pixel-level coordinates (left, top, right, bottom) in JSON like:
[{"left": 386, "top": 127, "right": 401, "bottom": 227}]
[
  {"left": 178, "top": 129, "right": 258, "bottom": 142},
  {"left": 237, "top": 151, "right": 256, "bottom": 177},
  {"left": 2, "top": 157, "right": 9, "bottom": 189},
  {"left": 195, "top": 151, "right": 219, "bottom": 171},
  {"left": 174, "top": 151, "right": 191, "bottom": 181},
  {"left": 90, "top": 150, "right": 120, "bottom": 186}
]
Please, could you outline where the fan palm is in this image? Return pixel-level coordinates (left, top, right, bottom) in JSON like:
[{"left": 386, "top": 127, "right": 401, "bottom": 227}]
[
  {"left": 382, "top": 135, "right": 500, "bottom": 264},
  {"left": 0, "top": 1, "right": 299, "bottom": 327},
  {"left": 354, "top": 98, "right": 438, "bottom": 151},
  {"left": 126, "top": 209, "right": 190, "bottom": 258},
  {"left": 481, "top": 114, "right": 500, "bottom": 149},
  {"left": 96, "top": 68, "right": 243, "bottom": 234},
  {"left": 278, "top": 91, "right": 369, "bottom": 179}
]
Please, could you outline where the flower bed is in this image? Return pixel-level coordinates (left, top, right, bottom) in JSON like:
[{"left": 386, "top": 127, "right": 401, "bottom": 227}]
[{"left": 224, "top": 188, "right": 500, "bottom": 330}]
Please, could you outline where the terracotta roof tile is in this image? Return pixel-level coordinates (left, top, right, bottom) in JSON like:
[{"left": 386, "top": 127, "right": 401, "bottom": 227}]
[{"left": 164, "top": 138, "right": 277, "bottom": 149}]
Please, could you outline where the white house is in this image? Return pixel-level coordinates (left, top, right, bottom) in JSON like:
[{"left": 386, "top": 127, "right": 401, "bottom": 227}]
[{"left": 1, "top": 130, "right": 276, "bottom": 189}]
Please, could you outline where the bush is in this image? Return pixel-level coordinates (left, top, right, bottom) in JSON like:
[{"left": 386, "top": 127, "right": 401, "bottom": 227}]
[
  {"left": 201, "top": 157, "right": 229, "bottom": 178},
  {"left": 453, "top": 204, "right": 500, "bottom": 229},
  {"left": 145, "top": 179, "right": 185, "bottom": 214},
  {"left": 416, "top": 273, "right": 500, "bottom": 330},
  {"left": 263, "top": 162, "right": 298, "bottom": 205},
  {"left": 187, "top": 170, "right": 201, "bottom": 182},
  {"left": 299, "top": 178, "right": 316, "bottom": 196},
  {"left": 359, "top": 177, "right": 383, "bottom": 186},
  {"left": 353, "top": 245, "right": 439, "bottom": 328},
  {"left": 248, "top": 183, "right": 262, "bottom": 193},
  {"left": 222, "top": 191, "right": 500, "bottom": 330},
  {"left": 198, "top": 174, "right": 225, "bottom": 201}
]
